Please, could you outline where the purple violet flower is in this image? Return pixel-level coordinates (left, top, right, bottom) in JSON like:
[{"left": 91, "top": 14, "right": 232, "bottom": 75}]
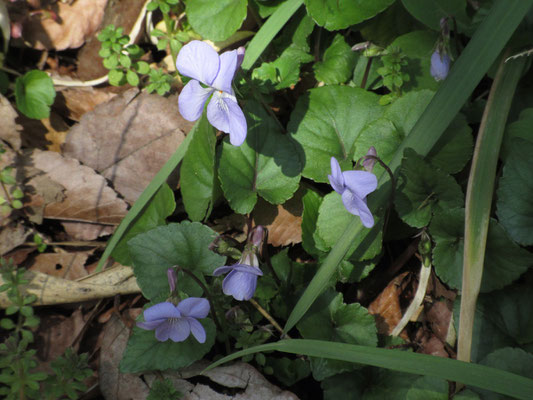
[
  {"left": 430, "top": 50, "right": 450, "bottom": 81},
  {"left": 137, "top": 298, "right": 210, "bottom": 343},
  {"left": 176, "top": 40, "right": 247, "bottom": 146},
  {"left": 328, "top": 157, "right": 378, "bottom": 228},
  {"left": 213, "top": 252, "right": 263, "bottom": 301}
]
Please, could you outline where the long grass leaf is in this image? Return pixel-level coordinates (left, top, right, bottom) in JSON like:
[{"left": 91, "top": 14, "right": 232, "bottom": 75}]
[
  {"left": 284, "top": 0, "right": 533, "bottom": 333},
  {"left": 205, "top": 339, "right": 533, "bottom": 400},
  {"left": 458, "top": 54, "right": 526, "bottom": 362}
]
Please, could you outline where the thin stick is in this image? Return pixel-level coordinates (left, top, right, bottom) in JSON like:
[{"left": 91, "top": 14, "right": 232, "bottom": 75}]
[{"left": 249, "top": 298, "right": 290, "bottom": 338}]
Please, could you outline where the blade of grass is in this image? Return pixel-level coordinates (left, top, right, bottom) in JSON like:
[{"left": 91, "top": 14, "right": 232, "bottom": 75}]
[
  {"left": 284, "top": 0, "right": 533, "bottom": 333},
  {"left": 458, "top": 53, "right": 526, "bottom": 362},
  {"left": 240, "top": 0, "right": 304, "bottom": 71},
  {"left": 205, "top": 339, "right": 533, "bottom": 400},
  {"left": 95, "top": 124, "right": 196, "bottom": 271}
]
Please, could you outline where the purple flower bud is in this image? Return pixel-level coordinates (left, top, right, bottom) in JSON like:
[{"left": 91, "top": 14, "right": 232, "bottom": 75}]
[
  {"left": 250, "top": 225, "right": 265, "bottom": 248},
  {"left": 430, "top": 50, "right": 451, "bottom": 81},
  {"left": 167, "top": 268, "right": 177, "bottom": 293},
  {"left": 362, "top": 146, "right": 377, "bottom": 172}
]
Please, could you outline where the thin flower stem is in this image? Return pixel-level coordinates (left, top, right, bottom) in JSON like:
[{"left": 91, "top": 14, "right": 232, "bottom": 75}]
[
  {"left": 360, "top": 57, "right": 373, "bottom": 89},
  {"left": 249, "top": 298, "right": 290, "bottom": 338}
]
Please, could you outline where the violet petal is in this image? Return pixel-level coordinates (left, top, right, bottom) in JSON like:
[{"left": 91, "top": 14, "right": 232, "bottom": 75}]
[
  {"left": 328, "top": 157, "right": 345, "bottom": 194},
  {"left": 176, "top": 40, "right": 219, "bottom": 86},
  {"left": 342, "top": 190, "right": 375, "bottom": 228},
  {"left": 177, "top": 297, "right": 210, "bottom": 319},
  {"left": 143, "top": 302, "right": 180, "bottom": 321},
  {"left": 187, "top": 317, "right": 207, "bottom": 343},
  {"left": 342, "top": 170, "right": 378, "bottom": 199},
  {"left": 178, "top": 80, "right": 213, "bottom": 122},
  {"left": 211, "top": 49, "right": 238, "bottom": 93}
]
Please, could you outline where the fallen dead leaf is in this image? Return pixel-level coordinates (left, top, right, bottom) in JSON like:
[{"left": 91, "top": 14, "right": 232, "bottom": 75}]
[
  {"left": 0, "top": 94, "right": 22, "bottom": 150},
  {"left": 0, "top": 223, "right": 30, "bottom": 256},
  {"left": 63, "top": 88, "right": 193, "bottom": 204},
  {"left": 56, "top": 87, "right": 117, "bottom": 121},
  {"left": 35, "top": 308, "right": 86, "bottom": 365},
  {"left": 415, "top": 330, "right": 449, "bottom": 358},
  {"left": 368, "top": 271, "right": 410, "bottom": 339},
  {"left": 253, "top": 187, "right": 304, "bottom": 247},
  {"left": 41, "top": 116, "right": 68, "bottom": 152},
  {"left": 22, "top": 149, "right": 128, "bottom": 239},
  {"left": 425, "top": 300, "right": 453, "bottom": 343},
  {"left": 29, "top": 251, "right": 92, "bottom": 280},
  {"left": 10, "top": 0, "right": 107, "bottom": 51}
]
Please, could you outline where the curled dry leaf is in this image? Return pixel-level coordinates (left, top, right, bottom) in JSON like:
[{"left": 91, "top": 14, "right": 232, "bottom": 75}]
[
  {"left": 9, "top": 0, "right": 107, "bottom": 50},
  {"left": 63, "top": 88, "right": 193, "bottom": 204},
  {"left": 0, "top": 264, "right": 140, "bottom": 308},
  {"left": 29, "top": 251, "right": 92, "bottom": 280},
  {"left": 0, "top": 94, "right": 22, "bottom": 150}
]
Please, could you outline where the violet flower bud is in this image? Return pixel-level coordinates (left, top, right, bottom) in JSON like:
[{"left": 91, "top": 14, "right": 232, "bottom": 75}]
[{"left": 430, "top": 50, "right": 450, "bottom": 81}]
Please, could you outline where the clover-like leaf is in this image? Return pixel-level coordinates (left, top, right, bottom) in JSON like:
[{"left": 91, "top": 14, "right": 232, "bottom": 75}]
[
  {"left": 218, "top": 101, "right": 302, "bottom": 214},
  {"left": 430, "top": 209, "right": 533, "bottom": 293},
  {"left": 128, "top": 222, "right": 226, "bottom": 299}
]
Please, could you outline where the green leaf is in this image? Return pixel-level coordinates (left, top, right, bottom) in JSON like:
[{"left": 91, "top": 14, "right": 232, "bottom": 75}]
[
  {"left": 108, "top": 69, "right": 124, "bottom": 86},
  {"left": 476, "top": 348, "right": 533, "bottom": 400},
  {"left": 120, "top": 320, "right": 215, "bottom": 373},
  {"left": 401, "top": 0, "right": 468, "bottom": 30},
  {"left": 407, "top": 376, "right": 480, "bottom": 399},
  {"left": 501, "top": 108, "right": 533, "bottom": 162},
  {"left": 496, "top": 138, "right": 533, "bottom": 246},
  {"left": 147, "top": 378, "right": 182, "bottom": 400},
  {"left": 206, "top": 339, "right": 533, "bottom": 400},
  {"left": 389, "top": 30, "right": 440, "bottom": 92},
  {"left": 119, "top": 54, "right": 131, "bottom": 68},
  {"left": 128, "top": 222, "right": 226, "bottom": 299},
  {"left": 186, "top": 0, "right": 247, "bottom": 41},
  {"left": 112, "top": 183, "right": 176, "bottom": 266},
  {"left": 15, "top": 70, "right": 56, "bottom": 120},
  {"left": 181, "top": 114, "right": 216, "bottom": 221},
  {"left": 301, "top": 188, "right": 323, "bottom": 257},
  {"left": 314, "top": 34, "right": 357, "bottom": 84},
  {"left": 395, "top": 149, "right": 463, "bottom": 228},
  {"left": 218, "top": 101, "right": 302, "bottom": 214},
  {"left": 430, "top": 209, "right": 533, "bottom": 293},
  {"left": 288, "top": 86, "right": 383, "bottom": 182},
  {"left": 0, "top": 318, "right": 15, "bottom": 330},
  {"left": 296, "top": 290, "right": 377, "bottom": 380},
  {"left": 304, "top": 0, "right": 395, "bottom": 30},
  {"left": 135, "top": 61, "right": 150, "bottom": 75},
  {"left": 126, "top": 69, "right": 139, "bottom": 86},
  {"left": 315, "top": 192, "right": 383, "bottom": 260},
  {"left": 322, "top": 371, "right": 366, "bottom": 400},
  {"left": 265, "top": 357, "right": 310, "bottom": 386}
]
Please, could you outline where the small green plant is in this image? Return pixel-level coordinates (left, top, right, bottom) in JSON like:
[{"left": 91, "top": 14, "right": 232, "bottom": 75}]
[
  {"left": 147, "top": 378, "right": 182, "bottom": 400},
  {"left": 377, "top": 45, "right": 410, "bottom": 105},
  {"left": 0, "top": 144, "right": 24, "bottom": 216},
  {"left": 0, "top": 259, "right": 92, "bottom": 400}
]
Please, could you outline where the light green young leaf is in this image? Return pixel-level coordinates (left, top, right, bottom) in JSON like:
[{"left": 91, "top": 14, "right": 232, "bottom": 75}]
[
  {"left": 314, "top": 34, "right": 357, "bottom": 84},
  {"left": 496, "top": 138, "right": 533, "bottom": 245},
  {"left": 186, "top": 0, "right": 247, "bottom": 41},
  {"left": 289, "top": 86, "right": 383, "bottom": 182},
  {"left": 430, "top": 209, "right": 533, "bottom": 293},
  {"left": 128, "top": 222, "right": 226, "bottom": 299},
  {"left": 15, "top": 71, "right": 56, "bottom": 120},
  {"left": 120, "top": 320, "right": 215, "bottom": 373},
  {"left": 112, "top": 183, "right": 175, "bottom": 266},
  {"left": 218, "top": 101, "right": 302, "bottom": 214},
  {"left": 395, "top": 149, "right": 463, "bottom": 228},
  {"left": 304, "top": 0, "right": 395, "bottom": 30},
  {"left": 181, "top": 114, "right": 217, "bottom": 221}
]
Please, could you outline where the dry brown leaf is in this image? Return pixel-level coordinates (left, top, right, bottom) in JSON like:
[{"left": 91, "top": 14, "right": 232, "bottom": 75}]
[
  {"left": 416, "top": 331, "right": 449, "bottom": 358},
  {"left": 29, "top": 251, "right": 92, "bottom": 280},
  {"left": 35, "top": 309, "right": 86, "bottom": 364},
  {"left": 0, "top": 94, "right": 22, "bottom": 150},
  {"left": 41, "top": 116, "right": 68, "bottom": 152},
  {"left": 0, "top": 223, "right": 30, "bottom": 256},
  {"left": 11, "top": 0, "right": 107, "bottom": 50},
  {"left": 57, "top": 87, "right": 117, "bottom": 121},
  {"left": 61, "top": 221, "right": 116, "bottom": 241},
  {"left": 253, "top": 187, "right": 304, "bottom": 247},
  {"left": 63, "top": 88, "right": 193, "bottom": 204},
  {"left": 425, "top": 300, "right": 453, "bottom": 343},
  {"left": 24, "top": 150, "right": 128, "bottom": 239},
  {"left": 368, "top": 271, "right": 410, "bottom": 339}
]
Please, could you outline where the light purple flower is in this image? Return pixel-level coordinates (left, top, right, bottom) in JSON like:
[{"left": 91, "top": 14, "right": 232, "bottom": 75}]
[
  {"left": 362, "top": 146, "right": 377, "bottom": 172},
  {"left": 328, "top": 157, "right": 378, "bottom": 228},
  {"left": 430, "top": 50, "right": 450, "bottom": 81},
  {"left": 137, "top": 298, "right": 210, "bottom": 343},
  {"left": 176, "top": 40, "right": 247, "bottom": 146},
  {"left": 213, "top": 262, "right": 263, "bottom": 301}
]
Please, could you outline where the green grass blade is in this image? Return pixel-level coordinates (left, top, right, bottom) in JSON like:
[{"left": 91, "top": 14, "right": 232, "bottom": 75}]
[
  {"left": 205, "top": 339, "right": 533, "bottom": 400},
  {"left": 95, "top": 125, "right": 196, "bottom": 271},
  {"left": 458, "top": 54, "right": 526, "bottom": 362},
  {"left": 241, "top": 0, "right": 304, "bottom": 71},
  {"left": 284, "top": 0, "right": 533, "bottom": 333}
]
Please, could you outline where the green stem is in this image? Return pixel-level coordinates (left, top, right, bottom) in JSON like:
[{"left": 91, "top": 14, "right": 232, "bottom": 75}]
[{"left": 458, "top": 51, "right": 526, "bottom": 363}]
